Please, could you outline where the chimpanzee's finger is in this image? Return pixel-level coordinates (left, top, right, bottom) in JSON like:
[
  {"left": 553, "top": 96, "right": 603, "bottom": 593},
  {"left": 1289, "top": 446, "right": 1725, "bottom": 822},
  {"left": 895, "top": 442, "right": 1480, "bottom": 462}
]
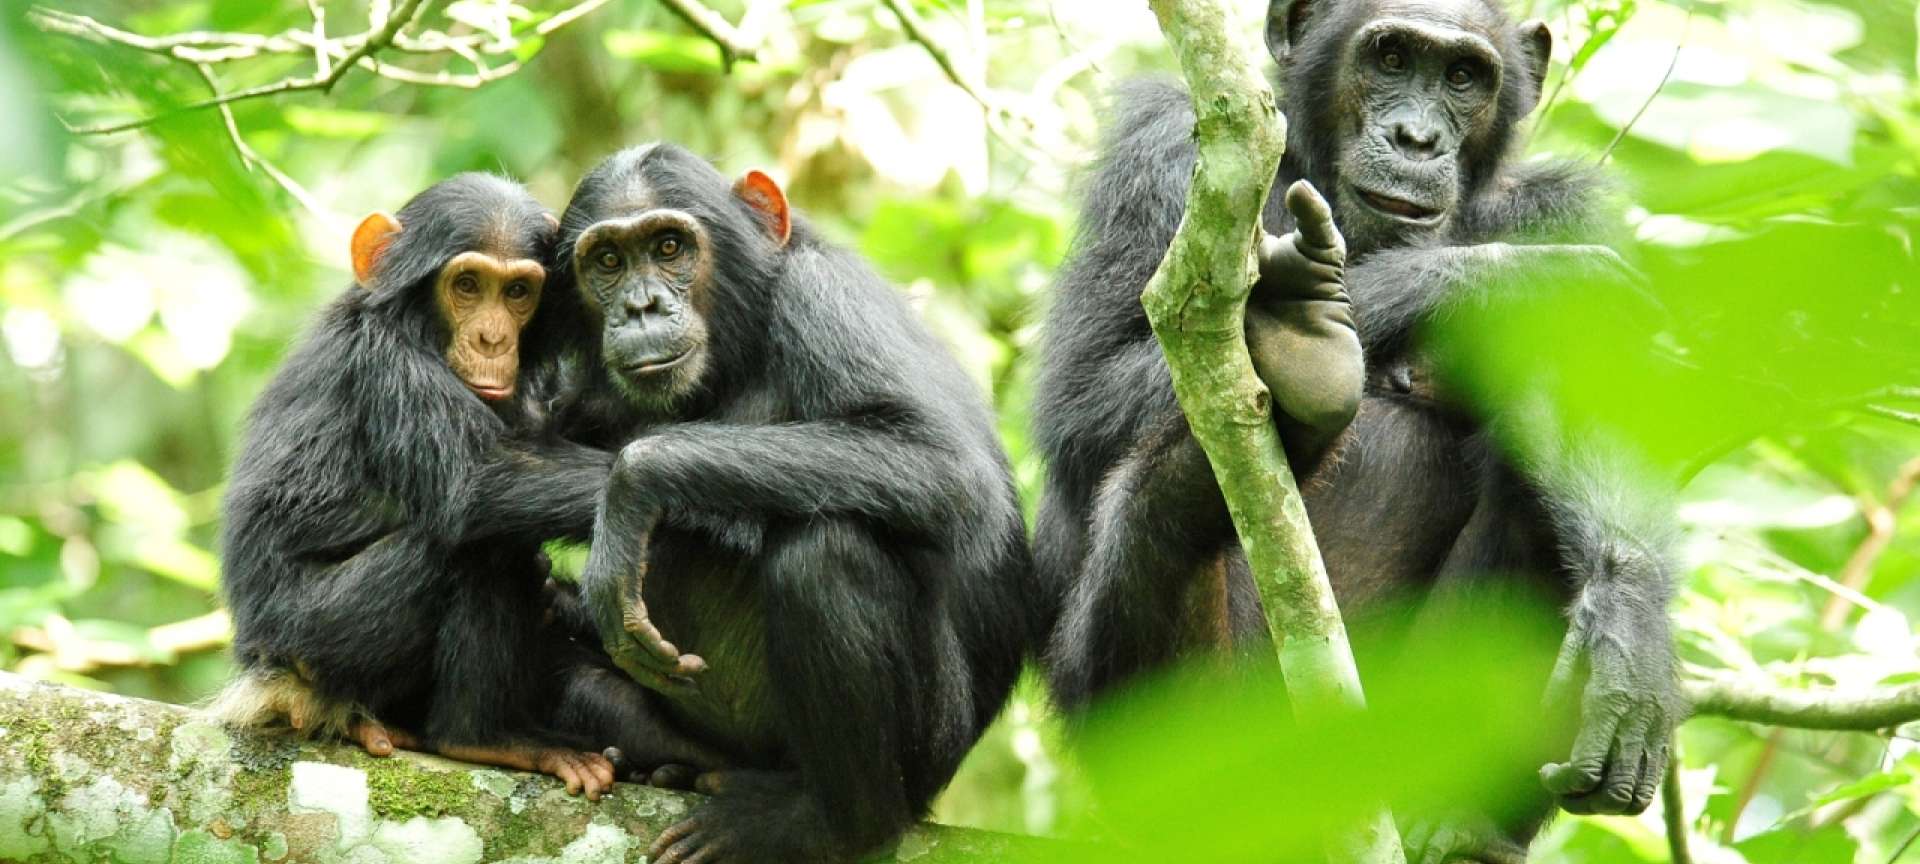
[
  {"left": 1284, "top": 180, "right": 1345, "bottom": 263},
  {"left": 1588, "top": 716, "right": 1649, "bottom": 814},
  {"left": 1541, "top": 703, "right": 1623, "bottom": 798}
]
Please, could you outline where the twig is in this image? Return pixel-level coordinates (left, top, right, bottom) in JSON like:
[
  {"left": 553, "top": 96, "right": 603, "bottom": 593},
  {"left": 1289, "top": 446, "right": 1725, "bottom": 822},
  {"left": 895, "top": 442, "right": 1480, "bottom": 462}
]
[
  {"left": 28, "top": 0, "right": 622, "bottom": 135},
  {"left": 880, "top": 0, "right": 993, "bottom": 111},
  {"left": 1870, "top": 405, "right": 1920, "bottom": 428},
  {"left": 1888, "top": 824, "right": 1920, "bottom": 864},
  {"left": 1686, "top": 674, "right": 1920, "bottom": 731},
  {"left": 11, "top": 610, "right": 231, "bottom": 674},
  {"left": 1599, "top": 5, "right": 1693, "bottom": 164},
  {"left": 655, "top": 0, "right": 758, "bottom": 69},
  {"left": 1822, "top": 457, "right": 1920, "bottom": 629},
  {"left": 38, "top": 0, "right": 426, "bottom": 135},
  {"left": 877, "top": 0, "right": 1051, "bottom": 164},
  {"left": 1663, "top": 746, "right": 1693, "bottom": 864},
  {"left": 193, "top": 63, "right": 333, "bottom": 222}
]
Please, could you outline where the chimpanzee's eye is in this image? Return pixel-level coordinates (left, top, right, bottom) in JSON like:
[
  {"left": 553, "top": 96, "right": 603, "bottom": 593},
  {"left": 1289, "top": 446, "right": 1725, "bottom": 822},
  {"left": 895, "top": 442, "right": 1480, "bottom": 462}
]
[
  {"left": 1447, "top": 65, "right": 1474, "bottom": 87},
  {"left": 1381, "top": 49, "right": 1405, "bottom": 71},
  {"left": 595, "top": 247, "right": 622, "bottom": 271},
  {"left": 454, "top": 274, "right": 480, "bottom": 295},
  {"left": 655, "top": 235, "right": 683, "bottom": 260},
  {"left": 505, "top": 282, "right": 530, "bottom": 300}
]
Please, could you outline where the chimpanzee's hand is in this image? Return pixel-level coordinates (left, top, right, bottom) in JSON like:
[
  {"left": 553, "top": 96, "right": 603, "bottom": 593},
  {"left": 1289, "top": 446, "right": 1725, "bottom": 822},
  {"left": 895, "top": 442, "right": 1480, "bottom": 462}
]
[
  {"left": 1539, "top": 581, "right": 1681, "bottom": 816},
  {"left": 580, "top": 441, "right": 708, "bottom": 694},
  {"left": 1248, "top": 180, "right": 1363, "bottom": 447},
  {"left": 1476, "top": 242, "right": 1662, "bottom": 324},
  {"left": 1402, "top": 815, "right": 1527, "bottom": 864}
]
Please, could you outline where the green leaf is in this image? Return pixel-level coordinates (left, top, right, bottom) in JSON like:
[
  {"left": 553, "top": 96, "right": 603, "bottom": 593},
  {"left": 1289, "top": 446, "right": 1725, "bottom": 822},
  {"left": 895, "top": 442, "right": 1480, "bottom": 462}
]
[
  {"left": 1811, "top": 770, "right": 1912, "bottom": 807},
  {"left": 603, "top": 29, "right": 726, "bottom": 74},
  {"left": 281, "top": 107, "right": 394, "bottom": 139}
]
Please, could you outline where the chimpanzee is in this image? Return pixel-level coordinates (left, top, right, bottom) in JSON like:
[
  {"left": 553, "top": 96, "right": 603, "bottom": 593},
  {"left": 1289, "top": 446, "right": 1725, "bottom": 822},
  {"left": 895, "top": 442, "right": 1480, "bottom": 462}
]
[
  {"left": 216, "top": 173, "right": 724, "bottom": 799},
  {"left": 1036, "top": 0, "right": 1679, "bottom": 856},
  {"left": 549, "top": 144, "right": 1032, "bottom": 863}
]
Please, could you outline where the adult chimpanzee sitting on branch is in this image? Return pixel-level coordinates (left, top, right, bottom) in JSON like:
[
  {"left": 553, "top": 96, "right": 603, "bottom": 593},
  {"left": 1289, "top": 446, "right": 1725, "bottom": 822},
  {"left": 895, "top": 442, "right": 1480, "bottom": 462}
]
[
  {"left": 1036, "top": 0, "right": 1678, "bottom": 856},
  {"left": 552, "top": 144, "right": 1033, "bottom": 864},
  {"left": 218, "top": 174, "right": 724, "bottom": 800}
]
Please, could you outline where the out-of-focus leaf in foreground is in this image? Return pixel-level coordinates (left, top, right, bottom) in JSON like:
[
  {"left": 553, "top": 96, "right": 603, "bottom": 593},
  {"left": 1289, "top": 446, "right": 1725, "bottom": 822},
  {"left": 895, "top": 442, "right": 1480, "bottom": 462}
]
[{"left": 1055, "top": 595, "right": 1569, "bottom": 863}]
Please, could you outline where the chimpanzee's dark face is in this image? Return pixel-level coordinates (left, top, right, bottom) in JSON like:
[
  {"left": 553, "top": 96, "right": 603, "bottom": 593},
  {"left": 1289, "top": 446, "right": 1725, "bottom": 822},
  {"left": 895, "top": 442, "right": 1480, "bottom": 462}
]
[
  {"left": 1334, "top": 5, "right": 1505, "bottom": 243},
  {"left": 572, "top": 206, "right": 712, "bottom": 407},
  {"left": 1271, "top": 0, "right": 1549, "bottom": 252}
]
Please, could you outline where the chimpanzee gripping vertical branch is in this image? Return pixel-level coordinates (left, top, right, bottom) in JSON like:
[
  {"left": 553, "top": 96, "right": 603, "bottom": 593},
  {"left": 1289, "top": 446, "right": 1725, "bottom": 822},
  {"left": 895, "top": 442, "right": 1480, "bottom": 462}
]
[{"left": 1136, "top": 2, "right": 1405, "bottom": 863}]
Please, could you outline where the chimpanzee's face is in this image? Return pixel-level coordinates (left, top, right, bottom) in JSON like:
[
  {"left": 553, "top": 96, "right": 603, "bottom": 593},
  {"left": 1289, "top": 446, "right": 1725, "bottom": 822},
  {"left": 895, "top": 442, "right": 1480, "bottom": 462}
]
[
  {"left": 1330, "top": 1, "right": 1507, "bottom": 246},
  {"left": 433, "top": 250, "right": 544, "bottom": 402},
  {"left": 572, "top": 205, "right": 713, "bottom": 408}
]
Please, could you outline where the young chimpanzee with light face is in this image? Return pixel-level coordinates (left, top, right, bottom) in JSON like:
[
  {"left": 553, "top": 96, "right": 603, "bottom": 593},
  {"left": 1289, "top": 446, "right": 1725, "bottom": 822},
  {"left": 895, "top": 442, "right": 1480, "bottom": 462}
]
[
  {"left": 217, "top": 173, "right": 724, "bottom": 799},
  {"left": 550, "top": 144, "right": 1033, "bottom": 863},
  {"left": 1038, "top": 0, "right": 1678, "bottom": 859}
]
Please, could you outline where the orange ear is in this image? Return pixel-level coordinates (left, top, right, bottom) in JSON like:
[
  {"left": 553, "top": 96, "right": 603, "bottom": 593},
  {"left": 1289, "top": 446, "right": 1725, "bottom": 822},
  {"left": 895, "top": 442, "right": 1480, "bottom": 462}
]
[
  {"left": 732, "top": 170, "right": 791, "bottom": 247},
  {"left": 350, "top": 212, "right": 403, "bottom": 285}
]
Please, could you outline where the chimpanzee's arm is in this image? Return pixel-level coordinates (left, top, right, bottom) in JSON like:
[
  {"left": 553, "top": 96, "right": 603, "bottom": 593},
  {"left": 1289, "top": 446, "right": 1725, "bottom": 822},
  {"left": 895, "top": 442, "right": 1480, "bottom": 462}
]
[
  {"left": 573, "top": 419, "right": 975, "bottom": 685},
  {"left": 602, "top": 421, "right": 972, "bottom": 531},
  {"left": 1502, "top": 408, "right": 1683, "bottom": 815},
  {"left": 457, "top": 440, "right": 615, "bottom": 544},
  {"left": 1346, "top": 243, "right": 1643, "bottom": 357},
  {"left": 1347, "top": 159, "right": 1635, "bottom": 357}
]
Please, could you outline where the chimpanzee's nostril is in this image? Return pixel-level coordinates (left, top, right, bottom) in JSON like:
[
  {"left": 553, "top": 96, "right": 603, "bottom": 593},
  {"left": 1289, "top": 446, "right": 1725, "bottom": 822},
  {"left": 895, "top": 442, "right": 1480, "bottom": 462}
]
[
  {"left": 1391, "top": 122, "right": 1440, "bottom": 158},
  {"left": 624, "top": 293, "right": 664, "bottom": 321}
]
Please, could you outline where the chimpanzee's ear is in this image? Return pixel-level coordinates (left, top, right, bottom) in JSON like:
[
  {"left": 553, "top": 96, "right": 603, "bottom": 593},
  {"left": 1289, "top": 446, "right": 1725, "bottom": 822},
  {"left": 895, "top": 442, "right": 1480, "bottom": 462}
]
[
  {"left": 1266, "top": 0, "right": 1314, "bottom": 65},
  {"left": 1516, "top": 19, "right": 1553, "bottom": 115},
  {"left": 351, "top": 212, "right": 403, "bottom": 285},
  {"left": 732, "top": 170, "right": 791, "bottom": 248},
  {"left": 543, "top": 212, "right": 560, "bottom": 230}
]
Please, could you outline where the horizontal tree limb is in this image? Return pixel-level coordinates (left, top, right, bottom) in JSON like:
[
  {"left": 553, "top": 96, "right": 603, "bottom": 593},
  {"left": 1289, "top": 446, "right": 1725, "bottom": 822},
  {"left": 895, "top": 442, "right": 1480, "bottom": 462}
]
[
  {"left": 1684, "top": 674, "right": 1920, "bottom": 731},
  {"left": 0, "top": 672, "right": 1049, "bottom": 863}
]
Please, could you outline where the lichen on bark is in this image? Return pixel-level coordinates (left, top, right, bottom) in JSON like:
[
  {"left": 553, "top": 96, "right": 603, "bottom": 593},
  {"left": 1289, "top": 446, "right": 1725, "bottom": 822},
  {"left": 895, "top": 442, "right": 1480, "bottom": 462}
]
[{"left": 0, "top": 672, "right": 1046, "bottom": 863}]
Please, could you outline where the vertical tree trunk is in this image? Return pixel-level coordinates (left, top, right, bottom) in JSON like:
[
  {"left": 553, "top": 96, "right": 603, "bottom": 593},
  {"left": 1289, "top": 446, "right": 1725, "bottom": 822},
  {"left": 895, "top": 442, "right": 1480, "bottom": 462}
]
[{"left": 1137, "top": 2, "right": 1405, "bottom": 863}]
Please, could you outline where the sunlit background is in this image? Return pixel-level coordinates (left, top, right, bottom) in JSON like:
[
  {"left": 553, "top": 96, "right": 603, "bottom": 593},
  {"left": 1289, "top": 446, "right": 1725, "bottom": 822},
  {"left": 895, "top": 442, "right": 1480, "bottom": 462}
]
[{"left": 1, "top": 0, "right": 1918, "bottom": 861}]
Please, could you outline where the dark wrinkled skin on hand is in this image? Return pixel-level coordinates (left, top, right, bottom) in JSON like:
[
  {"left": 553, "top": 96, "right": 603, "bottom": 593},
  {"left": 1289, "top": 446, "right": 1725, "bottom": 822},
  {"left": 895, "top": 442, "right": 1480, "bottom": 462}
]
[
  {"left": 1540, "top": 579, "right": 1682, "bottom": 816},
  {"left": 1403, "top": 816, "right": 1528, "bottom": 864},
  {"left": 1248, "top": 179, "right": 1364, "bottom": 451}
]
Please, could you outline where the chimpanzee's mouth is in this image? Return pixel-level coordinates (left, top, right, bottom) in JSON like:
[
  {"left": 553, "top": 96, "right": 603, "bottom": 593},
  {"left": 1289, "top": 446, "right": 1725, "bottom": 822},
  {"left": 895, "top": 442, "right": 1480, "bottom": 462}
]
[
  {"left": 468, "top": 383, "right": 513, "bottom": 402},
  {"left": 1355, "top": 189, "right": 1443, "bottom": 223},
  {"left": 623, "top": 351, "right": 691, "bottom": 377}
]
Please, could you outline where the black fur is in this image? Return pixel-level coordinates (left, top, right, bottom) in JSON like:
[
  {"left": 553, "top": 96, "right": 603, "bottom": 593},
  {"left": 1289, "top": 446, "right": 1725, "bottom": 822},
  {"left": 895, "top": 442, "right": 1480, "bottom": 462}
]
[
  {"left": 1036, "top": 0, "right": 1677, "bottom": 845},
  {"left": 553, "top": 144, "right": 1033, "bottom": 864},
  {"left": 220, "top": 173, "right": 719, "bottom": 773}
]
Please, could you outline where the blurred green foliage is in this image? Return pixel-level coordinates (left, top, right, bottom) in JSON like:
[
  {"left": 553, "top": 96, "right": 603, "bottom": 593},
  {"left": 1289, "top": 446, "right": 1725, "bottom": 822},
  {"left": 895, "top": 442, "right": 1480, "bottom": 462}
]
[{"left": 1, "top": 0, "right": 1918, "bottom": 860}]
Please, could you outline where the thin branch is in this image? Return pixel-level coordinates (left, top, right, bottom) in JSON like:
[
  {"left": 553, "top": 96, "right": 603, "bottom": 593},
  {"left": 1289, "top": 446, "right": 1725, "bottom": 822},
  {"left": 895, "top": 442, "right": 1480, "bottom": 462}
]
[
  {"left": 655, "top": 0, "right": 758, "bottom": 68},
  {"left": 1821, "top": 457, "right": 1920, "bottom": 629},
  {"left": 877, "top": 0, "right": 1053, "bottom": 164},
  {"left": 1869, "top": 405, "right": 1920, "bottom": 428},
  {"left": 39, "top": 0, "right": 426, "bottom": 135},
  {"left": 1599, "top": 5, "right": 1693, "bottom": 164},
  {"left": 306, "top": 0, "right": 330, "bottom": 78},
  {"left": 10, "top": 610, "right": 230, "bottom": 675},
  {"left": 1663, "top": 747, "right": 1693, "bottom": 864},
  {"left": 1685, "top": 674, "right": 1920, "bottom": 731},
  {"left": 193, "top": 63, "right": 333, "bottom": 222},
  {"left": 880, "top": 0, "right": 993, "bottom": 111},
  {"left": 1888, "top": 824, "right": 1920, "bottom": 864},
  {"left": 29, "top": 0, "right": 621, "bottom": 135}
]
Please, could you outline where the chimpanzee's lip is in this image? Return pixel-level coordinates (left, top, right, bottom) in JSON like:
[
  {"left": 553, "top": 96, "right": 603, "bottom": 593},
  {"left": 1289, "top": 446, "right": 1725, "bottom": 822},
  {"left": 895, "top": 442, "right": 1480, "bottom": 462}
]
[
  {"left": 624, "top": 351, "right": 691, "bottom": 376},
  {"left": 469, "top": 383, "right": 514, "bottom": 401},
  {"left": 1355, "top": 188, "right": 1443, "bottom": 223}
]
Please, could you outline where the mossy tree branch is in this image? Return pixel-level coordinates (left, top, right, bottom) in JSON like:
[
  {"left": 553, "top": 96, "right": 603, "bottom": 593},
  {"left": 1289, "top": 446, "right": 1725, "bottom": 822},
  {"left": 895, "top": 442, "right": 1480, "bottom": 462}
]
[
  {"left": 1138, "top": 2, "right": 1402, "bottom": 863},
  {"left": 0, "top": 673, "right": 1048, "bottom": 864}
]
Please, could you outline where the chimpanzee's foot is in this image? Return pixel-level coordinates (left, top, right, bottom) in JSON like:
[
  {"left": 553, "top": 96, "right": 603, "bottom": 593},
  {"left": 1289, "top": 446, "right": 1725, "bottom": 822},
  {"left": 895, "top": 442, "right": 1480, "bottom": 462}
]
[
  {"left": 651, "top": 771, "right": 848, "bottom": 864},
  {"left": 347, "top": 718, "right": 419, "bottom": 757},
  {"left": 437, "top": 744, "right": 617, "bottom": 800}
]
